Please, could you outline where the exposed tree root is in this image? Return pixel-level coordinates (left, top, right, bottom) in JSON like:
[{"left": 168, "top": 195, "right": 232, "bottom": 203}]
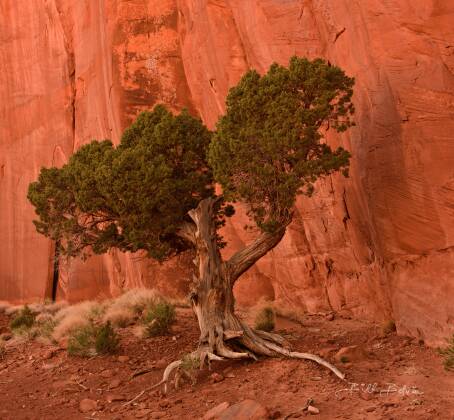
[{"left": 151, "top": 324, "right": 345, "bottom": 395}]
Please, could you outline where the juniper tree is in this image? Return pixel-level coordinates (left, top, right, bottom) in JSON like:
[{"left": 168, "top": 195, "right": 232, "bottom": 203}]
[{"left": 28, "top": 57, "right": 354, "bottom": 387}]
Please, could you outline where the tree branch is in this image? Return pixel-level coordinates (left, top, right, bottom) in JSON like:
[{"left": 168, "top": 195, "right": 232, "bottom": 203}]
[{"left": 227, "top": 227, "right": 286, "bottom": 282}]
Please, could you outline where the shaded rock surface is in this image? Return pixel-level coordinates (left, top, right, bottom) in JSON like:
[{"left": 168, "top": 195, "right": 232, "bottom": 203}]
[{"left": 1, "top": 1, "right": 454, "bottom": 346}]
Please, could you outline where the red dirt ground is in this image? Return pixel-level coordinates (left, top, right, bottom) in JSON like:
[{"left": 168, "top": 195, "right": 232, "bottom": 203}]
[{"left": 0, "top": 309, "right": 453, "bottom": 419}]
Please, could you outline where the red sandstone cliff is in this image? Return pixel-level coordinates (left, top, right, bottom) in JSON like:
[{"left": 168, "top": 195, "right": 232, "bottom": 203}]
[{"left": 1, "top": 0, "right": 453, "bottom": 346}]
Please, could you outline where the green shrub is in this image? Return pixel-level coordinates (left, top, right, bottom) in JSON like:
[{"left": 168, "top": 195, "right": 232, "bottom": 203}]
[
  {"left": 143, "top": 301, "right": 176, "bottom": 337},
  {"left": 68, "top": 321, "right": 120, "bottom": 357},
  {"left": 68, "top": 324, "right": 97, "bottom": 357},
  {"left": 181, "top": 353, "right": 200, "bottom": 373},
  {"left": 10, "top": 305, "right": 35, "bottom": 330},
  {"left": 254, "top": 307, "right": 275, "bottom": 332},
  {"left": 95, "top": 321, "right": 120, "bottom": 355},
  {"left": 439, "top": 334, "right": 454, "bottom": 371},
  {"left": 39, "top": 318, "right": 57, "bottom": 338}
]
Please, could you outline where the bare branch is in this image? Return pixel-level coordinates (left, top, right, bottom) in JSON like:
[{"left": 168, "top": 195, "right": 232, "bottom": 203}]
[{"left": 227, "top": 227, "right": 286, "bottom": 282}]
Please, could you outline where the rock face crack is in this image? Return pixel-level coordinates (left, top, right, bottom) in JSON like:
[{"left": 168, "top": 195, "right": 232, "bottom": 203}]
[
  {"left": 1, "top": 0, "right": 453, "bottom": 346},
  {"left": 55, "top": 1, "right": 76, "bottom": 151}
]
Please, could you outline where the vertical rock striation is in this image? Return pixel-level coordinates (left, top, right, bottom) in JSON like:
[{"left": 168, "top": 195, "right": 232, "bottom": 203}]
[{"left": 1, "top": 0, "right": 453, "bottom": 345}]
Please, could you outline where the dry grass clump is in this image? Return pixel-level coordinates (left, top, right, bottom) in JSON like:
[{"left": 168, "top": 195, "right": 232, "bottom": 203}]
[
  {"left": 3, "top": 289, "right": 180, "bottom": 348},
  {"left": 41, "top": 301, "right": 68, "bottom": 315},
  {"left": 103, "top": 307, "right": 135, "bottom": 328},
  {"left": 111, "top": 288, "right": 162, "bottom": 315},
  {"left": 33, "top": 314, "right": 58, "bottom": 344},
  {"left": 272, "top": 302, "right": 306, "bottom": 324},
  {"left": 52, "top": 301, "right": 105, "bottom": 342},
  {"left": 0, "top": 301, "right": 12, "bottom": 313},
  {"left": 5, "top": 305, "right": 23, "bottom": 316},
  {"left": 254, "top": 306, "right": 275, "bottom": 332},
  {"left": 103, "top": 288, "right": 169, "bottom": 328},
  {"left": 28, "top": 302, "right": 46, "bottom": 314}
]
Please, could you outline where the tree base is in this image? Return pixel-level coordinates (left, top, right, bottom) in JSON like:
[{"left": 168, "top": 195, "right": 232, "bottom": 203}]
[{"left": 151, "top": 321, "right": 345, "bottom": 395}]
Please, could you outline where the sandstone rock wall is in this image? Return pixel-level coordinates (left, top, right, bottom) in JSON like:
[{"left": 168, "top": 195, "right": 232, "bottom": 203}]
[{"left": 1, "top": 0, "right": 453, "bottom": 346}]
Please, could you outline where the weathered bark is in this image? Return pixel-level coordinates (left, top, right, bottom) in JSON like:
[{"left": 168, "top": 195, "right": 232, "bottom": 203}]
[{"left": 155, "top": 197, "right": 344, "bottom": 394}]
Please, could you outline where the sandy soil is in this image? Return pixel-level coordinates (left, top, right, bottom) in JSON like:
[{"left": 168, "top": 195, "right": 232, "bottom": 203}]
[{"left": 0, "top": 309, "right": 453, "bottom": 419}]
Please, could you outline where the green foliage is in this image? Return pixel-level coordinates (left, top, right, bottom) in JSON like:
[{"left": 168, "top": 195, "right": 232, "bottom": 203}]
[
  {"left": 340, "top": 356, "right": 350, "bottom": 364},
  {"left": 28, "top": 57, "right": 354, "bottom": 261},
  {"left": 36, "top": 318, "right": 57, "bottom": 340},
  {"left": 181, "top": 353, "right": 200, "bottom": 372},
  {"left": 254, "top": 306, "right": 275, "bottom": 332},
  {"left": 209, "top": 56, "right": 354, "bottom": 232},
  {"left": 10, "top": 305, "right": 35, "bottom": 330},
  {"left": 68, "top": 321, "right": 119, "bottom": 357},
  {"left": 28, "top": 105, "right": 214, "bottom": 260},
  {"left": 68, "top": 324, "right": 97, "bottom": 357},
  {"left": 143, "top": 301, "right": 176, "bottom": 337},
  {"left": 95, "top": 321, "right": 120, "bottom": 355},
  {"left": 439, "top": 334, "right": 454, "bottom": 371}
]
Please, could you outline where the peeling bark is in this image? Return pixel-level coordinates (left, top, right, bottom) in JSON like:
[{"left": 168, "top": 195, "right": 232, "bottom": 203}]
[{"left": 157, "top": 197, "right": 345, "bottom": 394}]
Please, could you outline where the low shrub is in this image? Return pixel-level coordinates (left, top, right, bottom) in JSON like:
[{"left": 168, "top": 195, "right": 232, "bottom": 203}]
[
  {"left": 35, "top": 315, "right": 58, "bottom": 342},
  {"left": 181, "top": 353, "right": 200, "bottom": 373},
  {"left": 143, "top": 301, "right": 176, "bottom": 337},
  {"left": 113, "top": 289, "right": 161, "bottom": 316},
  {"left": 10, "top": 305, "right": 35, "bottom": 330},
  {"left": 254, "top": 306, "right": 275, "bottom": 332},
  {"left": 42, "top": 300, "right": 68, "bottom": 315},
  {"left": 439, "top": 334, "right": 454, "bottom": 371},
  {"left": 52, "top": 301, "right": 102, "bottom": 342},
  {"left": 68, "top": 321, "right": 120, "bottom": 357},
  {"left": 95, "top": 321, "right": 120, "bottom": 355},
  {"left": 68, "top": 324, "right": 97, "bottom": 357}
]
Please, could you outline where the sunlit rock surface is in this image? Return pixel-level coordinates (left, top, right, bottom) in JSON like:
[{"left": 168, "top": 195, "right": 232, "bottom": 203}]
[{"left": 1, "top": 0, "right": 453, "bottom": 345}]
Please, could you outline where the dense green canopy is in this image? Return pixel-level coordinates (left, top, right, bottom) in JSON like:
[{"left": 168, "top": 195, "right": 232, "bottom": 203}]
[
  {"left": 209, "top": 57, "right": 354, "bottom": 232},
  {"left": 28, "top": 106, "right": 213, "bottom": 260},
  {"left": 28, "top": 56, "right": 354, "bottom": 259}
]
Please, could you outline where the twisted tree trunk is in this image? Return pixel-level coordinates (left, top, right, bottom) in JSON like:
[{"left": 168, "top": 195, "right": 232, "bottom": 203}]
[{"left": 154, "top": 197, "right": 344, "bottom": 393}]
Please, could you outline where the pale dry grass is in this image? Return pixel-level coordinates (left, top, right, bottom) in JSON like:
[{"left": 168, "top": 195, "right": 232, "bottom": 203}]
[
  {"left": 247, "top": 298, "right": 306, "bottom": 325},
  {"left": 5, "top": 305, "right": 23, "bottom": 316},
  {"left": 3, "top": 289, "right": 180, "bottom": 345},
  {"left": 103, "top": 306, "right": 135, "bottom": 328},
  {"left": 52, "top": 301, "right": 104, "bottom": 341},
  {"left": 103, "top": 288, "right": 178, "bottom": 328},
  {"left": 272, "top": 303, "right": 306, "bottom": 324},
  {"left": 0, "top": 301, "right": 12, "bottom": 313},
  {"left": 35, "top": 312, "right": 54, "bottom": 324},
  {"left": 42, "top": 301, "right": 68, "bottom": 314},
  {"left": 28, "top": 302, "right": 46, "bottom": 314},
  {"left": 111, "top": 288, "right": 162, "bottom": 315}
]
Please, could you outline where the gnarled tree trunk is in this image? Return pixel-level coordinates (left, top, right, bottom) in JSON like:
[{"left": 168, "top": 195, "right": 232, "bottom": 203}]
[{"left": 154, "top": 197, "right": 344, "bottom": 394}]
